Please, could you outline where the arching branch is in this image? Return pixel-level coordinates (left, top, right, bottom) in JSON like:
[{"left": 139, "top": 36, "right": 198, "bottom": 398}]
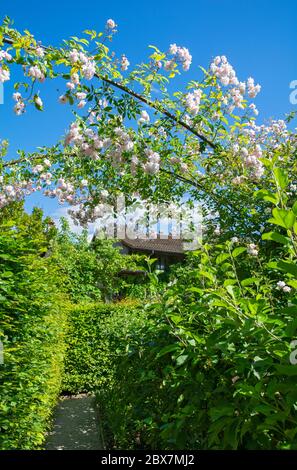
[
  {"left": 99, "top": 76, "right": 216, "bottom": 149},
  {"left": 3, "top": 36, "right": 217, "bottom": 149}
]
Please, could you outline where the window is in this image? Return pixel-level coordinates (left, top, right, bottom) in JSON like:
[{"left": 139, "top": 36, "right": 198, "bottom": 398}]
[{"left": 157, "top": 256, "right": 165, "bottom": 271}]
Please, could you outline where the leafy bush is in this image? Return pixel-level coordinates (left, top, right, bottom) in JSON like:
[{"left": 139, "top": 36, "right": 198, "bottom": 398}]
[
  {"left": 62, "top": 299, "right": 166, "bottom": 448},
  {"left": 0, "top": 206, "right": 69, "bottom": 450},
  {"left": 96, "top": 169, "right": 297, "bottom": 450},
  {"left": 96, "top": 305, "right": 173, "bottom": 449},
  {"left": 97, "top": 252, "right": 297, "bottom": 449},
  {"left": 62, "top": 300, "right": 144, "bottom": 394},
  {"left": 53, "top": 219, "right": 147, "bottom": 302}
]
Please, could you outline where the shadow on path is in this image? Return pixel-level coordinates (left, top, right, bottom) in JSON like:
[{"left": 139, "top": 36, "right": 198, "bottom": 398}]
[{"left": 45, "top": 395, "right": 102, "bottom": 450}]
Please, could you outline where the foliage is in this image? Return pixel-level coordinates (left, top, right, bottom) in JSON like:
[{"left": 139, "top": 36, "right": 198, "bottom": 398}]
[
  {"left": 0, "top": 205, "right": 69, "bottom": 450},
  {"left": 62, "top": 301, "right": 143, "bottom": 394},
  {"left": 52, "top": 218, "right": 148, "bottom": 302},
  {"left": 0, "top": 204, "right": 153, "bottom": 449},
  {"left": 96, "top": 169, "right": 297, "bottom": 450}
]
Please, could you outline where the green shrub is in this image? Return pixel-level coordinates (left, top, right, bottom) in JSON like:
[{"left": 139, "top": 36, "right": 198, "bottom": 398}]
[
  {"left": 53, "top": 219, "right": 148, "bottom": 303},
  {"left": 62, "top": 300, "right": 144, "bottom": 394},
  {"left": 96, "top": 305, "right": 172, "bottom": 450},
  {"left": 62, "top": 299, "right": 161, "bottom": 448},
  {"left": 0, "top": 300, "right": 69, "bottom": 450},
  {"left": 93, "top": 169, "right": 297, "bottom": 450},
  {"left": 0, "top": 206, "right": 69, "bottom": 450},
  {"left": 97, "top": 240, "right": 297, "bottom": 450}
]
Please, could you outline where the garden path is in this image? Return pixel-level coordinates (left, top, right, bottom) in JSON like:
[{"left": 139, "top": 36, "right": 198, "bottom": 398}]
[{"left": 45, "top": 394, "right": 103, "bottom": 450}]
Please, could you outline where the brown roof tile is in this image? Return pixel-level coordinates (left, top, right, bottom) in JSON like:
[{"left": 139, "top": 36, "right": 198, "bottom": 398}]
[{"left": 120, "top": 237, "right": 185, "bottom": 254}]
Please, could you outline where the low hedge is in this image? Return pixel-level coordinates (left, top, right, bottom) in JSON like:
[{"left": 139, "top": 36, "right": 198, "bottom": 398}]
[
  {"left": 62, "top": 300, "right": 143, "bottom": 394},
  {"left": 94, "top": 304, "right": 179, "bottom": 450},
  {"left": 62, "top": 299, "right": 168, "bottom": 449}
]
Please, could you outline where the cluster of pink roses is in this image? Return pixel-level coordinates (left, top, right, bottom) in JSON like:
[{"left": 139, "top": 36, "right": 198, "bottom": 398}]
[
  {"left": 242, "top": 119, "right": 291, "bottom": 148},
  {"left": 28, "top": 65, "right": 45, "bottom": 82},
  {"left": 44, "top": 178, "right": 79, "bottom": 205},
  {"left": 276, "top": 281, "right": 291, "bottom": 293},
  {"left": 68, "top": 49, "right": 96, "bottom": 80},
  {"left": 0, "top": 49, "right": 12, "bottom": 83},
  {"left": 143, "top": 148, "right": 160, "bottom": 175},
  {"left": 185, "top": 89, "right": 202, "bottom": 116},
  {"left": 0, "top": 179, "right": 36, "bottom": 208},
  {"left": 166, "top": 44, "right": 192, "bottom": 71},
  {"left": 210, "top": 55, "right": 261, "bottom": 113},
  {"left": 65, "top": 121, "right": 105, "bottom": 160}
]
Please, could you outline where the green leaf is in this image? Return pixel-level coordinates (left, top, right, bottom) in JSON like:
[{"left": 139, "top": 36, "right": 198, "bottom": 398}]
[
  {"left": 268, "top": 208, "right": 291, "bottom": 229},
  {"left": 216, "top": 253, "right": 230, "bottom": 264},
  {"left": 275, "top": 365, "right": 297, "bottom": 376},
  {"left": 267, "top": 261, "right": 278, "bottom": 270},
  {"left": 84, "top": 29, "right": 97, "bottom": 40},
  {"left": 293, "top": 222, "right": 297, "bottom": 235},
  {"left": 156, "top": 344, "right": 180, "bottom": 358},
  {"left": 273, "top": 167, "right": 288, "bottom": 190},
  {"left": 223, "top": 279, "right": 237, "bottom": 287},
  {"left": 275, "top": 260, "right": 297, "bottom": 278},
  {"left": 169, "top": 314, "right": 183, "bottom": 325},
  {"left": 199, "top": 271, "right": 215, "bottom": 282},
  {"left": 262, "top": 231, "right": 290, "bottom": 245},
  {"left": 232, "top": 247, "right": 247, "bottom": 258},
  {"left": 226, "top": 284, "right": 236, "bottom": 299},
  {"left": 285, "top": 318, "right": 297, "bottom": 336},
  {"left": 280, "top": 306, "right": 297, "bottom": 315},
  {"left": 292, "top": 201, "right": 297, "bottom": 215},
  {"left": 210, "top": 405, "right": 234, "bottom": 421},
  {"left": 148, "top": 45, "right": 161, "bottom": 53},
  {"left": 284, "top": 211, "right": 296, "bottom": 229},
  {"left": 78, "top": 38, "right": 89, "bottom": 46},
  {"left": 176, "top": 354, "right": 188, "bottom": 366},
  {"left": 241, "top": 277, "right": 259, "bottom": 287},
  {"left": 287, "top": 280, "right": 297, "bottom": 289},
  {"left": 254, "top": 189, "right": 279, "bottom": 204}
]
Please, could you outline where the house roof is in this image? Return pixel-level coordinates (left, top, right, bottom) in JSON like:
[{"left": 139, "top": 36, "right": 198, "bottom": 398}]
[{"left": 120, "top": 237, "right": 185, "bottom": 255}]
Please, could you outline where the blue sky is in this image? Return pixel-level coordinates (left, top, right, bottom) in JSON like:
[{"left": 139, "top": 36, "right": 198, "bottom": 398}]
[{"left": 1, "top": 0, "right": 297, "bottom": 223}]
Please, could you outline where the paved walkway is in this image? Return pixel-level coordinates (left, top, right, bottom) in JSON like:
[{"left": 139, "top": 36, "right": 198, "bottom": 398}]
[{"left": 45, "top": 394, "right": 103, "bottom": 450}]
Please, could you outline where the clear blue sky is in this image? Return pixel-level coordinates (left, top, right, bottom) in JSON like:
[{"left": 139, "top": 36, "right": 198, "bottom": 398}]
[{"left": 1, "top": 0, "right": 297, "bottom": 220}]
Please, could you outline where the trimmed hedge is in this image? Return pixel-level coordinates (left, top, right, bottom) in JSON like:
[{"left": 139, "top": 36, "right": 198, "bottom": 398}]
[
  {"left": 0, "top": 208, "right": 69, "bottom": 450},
  {"left": 62, "top": 300, "right": 165, "bottom": 449},
  {"left": 0, "top": 299, "right": 69, "bottom": 450},
  {"left": 62, "top": 300, "right": 143, "bottom": 394}
]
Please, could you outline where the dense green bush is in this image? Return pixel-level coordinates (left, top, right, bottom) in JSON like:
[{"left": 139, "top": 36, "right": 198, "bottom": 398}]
[
  {"left": 62, "top": 299, "right": 165, "bottom": 448},
  {"left": 96, "top": 173, "right": 297, "bottom": 450},
  {"left": 96, "top": 304, "right": 174, "bottom": 450},
  {"left": 62, "top": 300, "right": 145, "bottom": 394},
  {"left": 0, "top": 206, "right": 69, "bottom": 450},
  {"left": 97, "top": 258, "right": 297, "bottom": 449},
  {"left": 53, "top": 219, "right": 147, "bottom": 303}
]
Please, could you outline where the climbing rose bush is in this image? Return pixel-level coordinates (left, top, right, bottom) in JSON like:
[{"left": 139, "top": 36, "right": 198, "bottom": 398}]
[
  {"left": 1, "top": 16, "right": 297, "bottom": 450},
  {"left": 1, "top": 15, "right": 294, "bottom": 240}
]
